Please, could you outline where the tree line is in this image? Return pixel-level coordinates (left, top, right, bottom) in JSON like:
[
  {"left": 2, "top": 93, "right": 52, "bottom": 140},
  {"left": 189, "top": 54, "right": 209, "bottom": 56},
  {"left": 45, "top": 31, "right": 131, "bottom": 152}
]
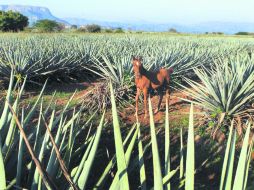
[{"left": 0, "top": 10, "right": 126, "bottom": 33}]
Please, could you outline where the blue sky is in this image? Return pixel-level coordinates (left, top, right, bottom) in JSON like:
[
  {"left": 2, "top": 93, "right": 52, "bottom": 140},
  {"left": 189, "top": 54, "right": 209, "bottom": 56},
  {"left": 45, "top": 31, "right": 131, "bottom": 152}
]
[{"left": 1, "top": 0, "right": 254, "bottom": 23}]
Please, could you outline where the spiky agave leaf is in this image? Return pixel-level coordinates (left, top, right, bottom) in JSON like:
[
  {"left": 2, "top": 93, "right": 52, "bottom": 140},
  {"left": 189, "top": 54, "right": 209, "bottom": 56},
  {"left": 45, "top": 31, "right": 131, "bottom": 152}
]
[
  {"left": 109, "top": 81, "right": 130, "bottom": 190},
  {"left": 165, "top": 97, "right": 171, "bottom": 190},
  {"left": 94, "top": 124, "right": 136, "bottom": 189},
  {"left": 232, "top": 122, "right": 253, "bottom": 190},
  {"left": 185, "top": 103, "right": 195, "bottom": 190},
  {"left": 148, "top": 97, "right": 163, "bottom": 190},
  {"left": 137, "top": 123, "right": 147, "bottom": 190},
  {"left": 77, "top": 111, "right": 105, "bottom": 189},
  {"left": 0, "top": 136, "right": 6, "bottom": 190},
  {"left": 219, "top": 121, "right": 236, "bottom": 190}
]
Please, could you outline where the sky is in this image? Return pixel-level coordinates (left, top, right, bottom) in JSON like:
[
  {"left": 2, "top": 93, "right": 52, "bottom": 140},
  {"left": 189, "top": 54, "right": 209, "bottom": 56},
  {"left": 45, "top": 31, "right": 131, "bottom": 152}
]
[{"left": 0, "top": 0, "right": 254, "bottom": 24}]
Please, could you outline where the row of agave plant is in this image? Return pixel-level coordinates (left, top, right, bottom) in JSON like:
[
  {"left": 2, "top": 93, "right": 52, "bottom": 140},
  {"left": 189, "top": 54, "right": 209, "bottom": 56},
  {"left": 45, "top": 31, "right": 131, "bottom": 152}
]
[
  {"left": 0, "top": 33, "right": 253, "bottom": 83},
  {"left": 0, "top": 71, "right": 253, "bottom": 189}
]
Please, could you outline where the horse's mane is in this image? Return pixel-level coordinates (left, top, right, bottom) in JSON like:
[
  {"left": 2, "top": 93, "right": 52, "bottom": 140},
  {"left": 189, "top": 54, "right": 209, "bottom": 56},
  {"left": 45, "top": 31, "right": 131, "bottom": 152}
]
[{"left": 140, "top": 65, "right": 149, "bottom": 76}]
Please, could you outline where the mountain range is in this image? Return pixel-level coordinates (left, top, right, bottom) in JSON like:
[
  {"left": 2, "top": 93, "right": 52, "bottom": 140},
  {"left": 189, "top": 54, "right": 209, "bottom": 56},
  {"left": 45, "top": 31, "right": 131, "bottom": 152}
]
[{"left": 1, "top": 5, "right": 254, "bottom": 34}]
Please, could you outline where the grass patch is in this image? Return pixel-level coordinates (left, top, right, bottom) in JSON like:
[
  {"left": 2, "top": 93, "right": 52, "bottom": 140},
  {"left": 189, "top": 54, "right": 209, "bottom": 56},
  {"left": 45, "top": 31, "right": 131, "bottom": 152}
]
[{"left": 21, "top": 90, "right": 81, "bottom": 110}]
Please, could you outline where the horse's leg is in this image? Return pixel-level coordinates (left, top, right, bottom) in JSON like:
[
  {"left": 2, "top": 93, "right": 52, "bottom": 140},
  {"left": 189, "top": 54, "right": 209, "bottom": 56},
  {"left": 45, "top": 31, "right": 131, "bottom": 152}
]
[
  {"left": 155, "top": 88, "right": 163, "bottom": 114},
  {"left": 143, "top": 88, "right": 148, "bottom": 119},
  {"left": 135, "top": 88, "right": 141, "bottom": 117}
]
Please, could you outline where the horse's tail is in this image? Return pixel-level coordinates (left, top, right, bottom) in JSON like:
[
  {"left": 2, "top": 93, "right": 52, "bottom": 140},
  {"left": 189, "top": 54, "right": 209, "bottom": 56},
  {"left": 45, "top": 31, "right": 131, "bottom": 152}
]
[{"left": 165, "top": 67, "right": 173, "bottom": 85}]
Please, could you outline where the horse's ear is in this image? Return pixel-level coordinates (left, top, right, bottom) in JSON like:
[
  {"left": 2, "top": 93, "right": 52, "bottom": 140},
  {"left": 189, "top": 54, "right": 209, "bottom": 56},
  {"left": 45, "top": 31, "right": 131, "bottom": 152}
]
[{"left": 132, "top": 56, "right": 136, "bottom": 60}]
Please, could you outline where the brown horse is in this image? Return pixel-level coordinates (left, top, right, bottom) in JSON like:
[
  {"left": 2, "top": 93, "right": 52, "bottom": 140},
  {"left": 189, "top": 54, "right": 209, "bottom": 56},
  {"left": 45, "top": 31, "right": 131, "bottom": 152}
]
[{"left": 132, "top": 56, "right": 173, "bottom": 119}]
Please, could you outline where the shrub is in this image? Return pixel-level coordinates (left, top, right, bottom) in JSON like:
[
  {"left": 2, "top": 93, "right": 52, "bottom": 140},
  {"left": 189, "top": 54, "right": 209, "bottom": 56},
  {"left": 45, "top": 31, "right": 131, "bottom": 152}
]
[
  {"left": 104, "top": 28, "right": 113, "bottom": 33},
  {"left": 23, "top": 27, "right": 33, "bottom": 33},
  {"left": 70, "top": 25, "right": 78, "bottom": 29},
  {"left": 168, "top": 28, "right": 178, "bottom": 33},
  {"left": 76, "top": 27, "right": 86, "bottom": 32},
  {"left": 235, "top": 32, "right": 249, "bottom": 35},
  {"left": 85, "top": 24, "right": 101, "bottom": 33},
  {"left": 212, "top": 32, "right": 224, "bottom": 35},
  {"left": 114, "top": 27, "right": 124, "bottom": 33},
  {"left": 216, "top": 32, "right": 224, "bottom": 35}
]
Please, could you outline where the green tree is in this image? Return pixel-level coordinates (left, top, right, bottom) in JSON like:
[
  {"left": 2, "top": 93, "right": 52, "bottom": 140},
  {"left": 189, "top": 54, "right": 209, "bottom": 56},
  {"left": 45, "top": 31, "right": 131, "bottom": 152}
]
[
  {"left": 0, "top": 10, "right": 28, "bottom": 32},
  {"left": 33, "top": 19, "right": 62, "bottom": 32}
]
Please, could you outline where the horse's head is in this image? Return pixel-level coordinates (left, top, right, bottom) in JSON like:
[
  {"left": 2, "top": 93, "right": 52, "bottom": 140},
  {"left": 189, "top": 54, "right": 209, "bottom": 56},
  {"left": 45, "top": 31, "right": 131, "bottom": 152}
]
[{"left": 132, "top": 56, "right": 143, "bottom": 79}]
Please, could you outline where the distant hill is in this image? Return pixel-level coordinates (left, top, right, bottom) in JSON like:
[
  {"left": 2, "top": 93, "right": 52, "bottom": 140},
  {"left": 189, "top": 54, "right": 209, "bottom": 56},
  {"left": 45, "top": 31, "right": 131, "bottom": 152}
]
[
  {"left": 188, "top": 22, "right": 254, "bottom": 34},
  {"left": 0, "top": 5, "right": 68, "bottom": 25},
  {"left": 65, "top": 18, "right": 254, "bottom": 34},
  {"left": 64, "top": 18, "right": 186, "bottom": 32},
  {"left": 1, "top": 5, "right": 254, "bottom": 34}
]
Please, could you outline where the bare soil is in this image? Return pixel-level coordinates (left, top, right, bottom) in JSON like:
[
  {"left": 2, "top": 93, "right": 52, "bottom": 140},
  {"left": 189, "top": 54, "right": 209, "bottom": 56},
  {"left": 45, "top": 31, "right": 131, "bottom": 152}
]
[{"left": 119, "top": 90, "right": 205, "bottom": 126}]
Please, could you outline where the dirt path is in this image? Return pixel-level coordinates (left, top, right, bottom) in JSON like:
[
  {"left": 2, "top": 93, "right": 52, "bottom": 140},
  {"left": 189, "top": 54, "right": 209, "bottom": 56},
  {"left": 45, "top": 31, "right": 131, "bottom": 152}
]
[{"left": 49, "top": 82, "right": 205, "bottom": 126}]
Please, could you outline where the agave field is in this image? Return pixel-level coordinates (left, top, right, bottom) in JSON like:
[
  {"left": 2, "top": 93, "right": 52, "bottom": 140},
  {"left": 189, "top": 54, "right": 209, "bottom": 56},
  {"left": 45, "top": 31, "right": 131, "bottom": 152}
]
[{"left": 0, "top": 33, "right": 254, "bottom": 189}]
